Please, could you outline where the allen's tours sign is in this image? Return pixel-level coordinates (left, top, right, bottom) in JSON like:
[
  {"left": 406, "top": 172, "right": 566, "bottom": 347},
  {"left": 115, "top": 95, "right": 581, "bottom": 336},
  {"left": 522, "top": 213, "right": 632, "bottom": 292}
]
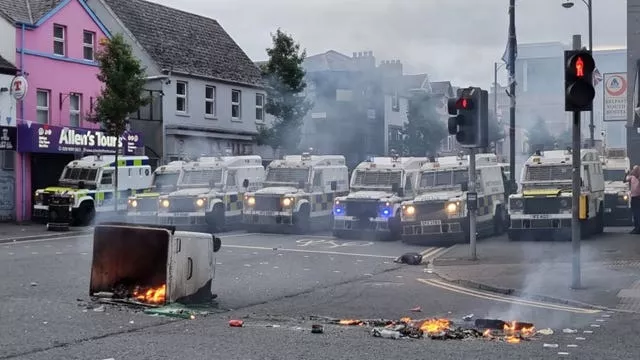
[{"left": 17, "top": 122, "right": 143, "bottom": 155}]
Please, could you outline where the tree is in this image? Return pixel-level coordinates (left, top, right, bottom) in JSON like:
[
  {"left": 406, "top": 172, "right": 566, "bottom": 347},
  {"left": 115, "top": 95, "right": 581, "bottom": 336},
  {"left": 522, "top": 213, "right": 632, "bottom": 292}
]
[
  {"left": 87, "top": 34, "right": 149, "bottom": 212},
  {"left": 256, "top": 29, "right": 312, "bottom": 155},
  {"left": 526, "top": 116, "right": 556, "bottom": 152},
  {"left": 402, "top": 93, "right": 447, "bottom": 156}
]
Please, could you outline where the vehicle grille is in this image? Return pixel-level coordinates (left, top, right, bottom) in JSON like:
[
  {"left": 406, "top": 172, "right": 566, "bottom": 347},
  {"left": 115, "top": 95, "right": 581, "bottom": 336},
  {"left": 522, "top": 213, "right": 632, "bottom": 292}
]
[
  {"left": 345, "top": 201, "right": 378, "bottom": 218},
  {"left": 169, "top": 197, "right": 197, "bottom": 213},
  {"left": 136, "top": 198, "right": 158, "bottom": 212},
  {"left": 605, "top": 193, "right": 626, "bottom": 206},
  {"left": 42, "top": 192, "right": 53, "bottom": 205},
  {"left": 255, "top": 196, "right": 281, "bottom": 211},
  {"left": 523, "top": 197, "right": 562, "bottom": 214},
  {"left": 415, "top": 202, "right": 446, "bottom": 218}
]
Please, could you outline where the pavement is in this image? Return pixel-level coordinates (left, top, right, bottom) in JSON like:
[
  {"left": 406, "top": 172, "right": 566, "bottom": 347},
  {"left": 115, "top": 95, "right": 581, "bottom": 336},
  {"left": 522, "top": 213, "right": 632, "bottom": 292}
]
[
  {"left": 433, "top": 227, "right": 640, "bottom": 312},
  {"left": 0, "top": 222, "right": 91, "bottom": 243},
  {"left": 0, "top": 227, "right": 639, "bottom": 359}
]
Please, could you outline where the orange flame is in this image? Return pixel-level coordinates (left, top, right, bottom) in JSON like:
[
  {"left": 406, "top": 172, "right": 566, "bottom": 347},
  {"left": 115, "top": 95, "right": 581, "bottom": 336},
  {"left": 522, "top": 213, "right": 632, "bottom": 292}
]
[
  {"left": 400, "top": 317, "right": 412, "bottom": 323},
  {"left": 506, "top": 336, "right": 521, "bottom": 343},
  {"left": 338, "top": 319, "right": 363, "bottom": 326},
  {"left": 133, "top": 284, "right": 166, "bottom": 304},
  {"left": 503, "top": 320, "right": 535, "bottom": 343},
  {"left": 483, "top": 329, "right": 492, "bottom": 338},
  {"left": 419, "top": 318, "right": 451, "bottom": 334}
]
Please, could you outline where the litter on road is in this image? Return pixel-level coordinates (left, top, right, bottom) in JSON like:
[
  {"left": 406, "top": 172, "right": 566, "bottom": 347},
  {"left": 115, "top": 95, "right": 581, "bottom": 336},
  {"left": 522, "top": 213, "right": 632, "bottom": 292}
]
[
  {"left": 537, "top": 328, "right": 554, "bottom": 335},
  {"left": 562, "top": 328, "right": 577, "bottom": 333}
]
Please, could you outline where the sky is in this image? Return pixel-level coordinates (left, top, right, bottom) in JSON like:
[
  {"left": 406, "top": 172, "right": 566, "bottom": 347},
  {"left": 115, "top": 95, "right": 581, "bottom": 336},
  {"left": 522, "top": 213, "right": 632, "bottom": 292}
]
[{"left": 150, "top": 0, "right": 626, "bottom": 88}]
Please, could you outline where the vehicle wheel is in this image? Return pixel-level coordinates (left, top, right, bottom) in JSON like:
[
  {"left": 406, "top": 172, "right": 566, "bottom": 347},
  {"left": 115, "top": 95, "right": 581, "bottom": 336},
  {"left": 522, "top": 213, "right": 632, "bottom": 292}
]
[
  {"left": 207, "top": 204, "right": 225, "bottom": 233},
  {"left": 294, "top": 205, "right": 311, "bottom": 234},
  {"left": 73, "top": 201, "right": 95, "bottom": 227},
  {"left": 493, "top": 206, "right": 506, "bottom": 236}
]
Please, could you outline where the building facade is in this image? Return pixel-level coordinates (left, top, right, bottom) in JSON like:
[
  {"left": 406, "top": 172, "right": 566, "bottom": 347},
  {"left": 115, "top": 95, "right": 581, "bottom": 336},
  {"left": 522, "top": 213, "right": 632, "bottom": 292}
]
[
  {"left": 0, "top": 0, "right": 136, "bottom": 222},
  {"left": 88, "top": 0, "right": 266, "bottom": 168},
  {"left": 515, "top": 42, "right": 626, "bottom": 155},
  {"left": 0, "top": 55, "right": 18, "bottom": 221}
]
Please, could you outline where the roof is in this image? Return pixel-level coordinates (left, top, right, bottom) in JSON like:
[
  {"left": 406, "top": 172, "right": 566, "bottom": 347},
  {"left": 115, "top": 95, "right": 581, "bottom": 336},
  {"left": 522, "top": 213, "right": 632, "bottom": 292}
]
[
  {"left": 357, "top": 157, "right": 428, "bottom": 170},
  {"left": 0, "top": 54, "right": 17, "bottom": 75},
  {"left": 304, "top": 50, "right": 358, "bottom": 73},
  {"left": 101, "top": 0, "right": 263, "bottom": 86},
  {"left": 430, "top": 81, "right": 455, "bottom": 97},
  {"left": 0, "top": 0, "right": 64, "bottom": 24}
]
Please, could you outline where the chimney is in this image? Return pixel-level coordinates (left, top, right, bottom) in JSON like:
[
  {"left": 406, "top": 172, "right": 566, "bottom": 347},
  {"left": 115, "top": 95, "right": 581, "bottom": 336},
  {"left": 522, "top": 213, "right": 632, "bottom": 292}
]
[
  {"left": 379, "top": 59, "right": 403, "bottom": 78},
  {"left": 352, "top": 50, "right": 375, "bottom": 70}
]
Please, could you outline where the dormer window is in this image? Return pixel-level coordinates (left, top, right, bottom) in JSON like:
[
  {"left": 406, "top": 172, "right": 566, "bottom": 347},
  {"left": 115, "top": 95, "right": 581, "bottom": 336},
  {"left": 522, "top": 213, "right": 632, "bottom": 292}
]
[{"left": 53, "top": 24, "right": 66, "bottom": 56}]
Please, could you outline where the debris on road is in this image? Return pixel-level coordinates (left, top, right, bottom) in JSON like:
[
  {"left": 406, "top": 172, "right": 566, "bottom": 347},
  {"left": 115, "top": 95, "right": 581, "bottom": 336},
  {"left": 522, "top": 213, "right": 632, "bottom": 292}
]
[
  {"left": 229, "top": 319, "right": 244, "bottom": 327},
  {"left": 562, "top": 328, "right": 577, "bottom": 334},
  {"left": 463, "top": 314, "right": 474, "bottom": 321},
  {"left": 372, "top": 328, "right": 401, "bottom": 339},
  {"left": 394, "top": 252, "right": 423, "bottom": 265},
  {"left": 537, "top": 328, "right": 554, "bottom": 335},
  {"left": 30, "top": 282, "right": 38, "bottom": 287},
  {"left": 410, "top": 306, "right": 422, "bottom": 312},
  {"left": 311, "top": 324, "right": 324, "bottom": 334},
  {"left": 93, "top": 305, "right": 105, "bottom": 312},
  {"left": 543, "top": 343, "right": 559, "bottom": 348}
]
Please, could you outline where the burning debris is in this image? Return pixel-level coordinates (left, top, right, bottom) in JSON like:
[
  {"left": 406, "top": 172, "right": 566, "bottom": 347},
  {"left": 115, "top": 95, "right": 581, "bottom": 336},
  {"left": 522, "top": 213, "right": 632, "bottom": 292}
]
[{"left": 313, "top": 316, "right": 537, "bottom": 342}]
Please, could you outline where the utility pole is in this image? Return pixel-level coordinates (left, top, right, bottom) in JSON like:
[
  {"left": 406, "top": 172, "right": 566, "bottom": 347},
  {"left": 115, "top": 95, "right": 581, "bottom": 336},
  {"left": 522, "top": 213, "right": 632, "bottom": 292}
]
[
  {"left": 588, "top": 0, "right": 594, "bottom": 148},
  {"left": 468, "top": 147, "right": 477, "bottom": 260},
  {"left": 508, "top": 0, "right": 517, "bottom": 193}
]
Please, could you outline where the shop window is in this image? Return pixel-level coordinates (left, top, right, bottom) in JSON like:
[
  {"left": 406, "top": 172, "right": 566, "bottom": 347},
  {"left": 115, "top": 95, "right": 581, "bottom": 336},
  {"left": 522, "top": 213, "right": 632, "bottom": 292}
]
[{"left": 2, "top": 151, "right": 14, "bottom": 170}]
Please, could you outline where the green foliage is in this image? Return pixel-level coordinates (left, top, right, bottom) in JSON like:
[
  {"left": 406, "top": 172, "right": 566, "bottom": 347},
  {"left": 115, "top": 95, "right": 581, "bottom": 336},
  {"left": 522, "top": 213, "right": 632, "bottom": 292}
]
[
  {"left": 256, "top": 29, "right": 312, "bottom": 154},
  {"left": 402, "top": 93, "right": 447, "bottom": 156},
  {"left": 87, "top": 33, "right": 149, "bottom": 136},
  {"left": 526, "top": 117, "right": 557, "bottom": 151}
]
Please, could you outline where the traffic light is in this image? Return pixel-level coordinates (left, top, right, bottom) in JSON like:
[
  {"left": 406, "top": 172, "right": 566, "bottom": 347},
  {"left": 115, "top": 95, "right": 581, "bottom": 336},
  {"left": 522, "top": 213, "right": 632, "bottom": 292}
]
[
  {"left": 564, "top": 50, "right": 596, "bottom": 112},
  {"left": 447, "top": 87, "right": 488, "bottom": 148}
]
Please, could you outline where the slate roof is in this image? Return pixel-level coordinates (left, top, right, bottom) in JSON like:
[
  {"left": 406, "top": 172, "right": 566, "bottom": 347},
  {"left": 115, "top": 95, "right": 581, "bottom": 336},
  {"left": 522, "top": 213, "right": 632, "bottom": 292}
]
[
  {"left": 304, "top": 50, "right": 358, "bottom": 73},
  {"left": 102, "top": 0, "right": 262, "bottom": 86},
  {"left": 0, "top": 54, "right": 17, "bottom": 75},
  {"left": 0, "top": 0, "right": 64, "bottom": 24}
]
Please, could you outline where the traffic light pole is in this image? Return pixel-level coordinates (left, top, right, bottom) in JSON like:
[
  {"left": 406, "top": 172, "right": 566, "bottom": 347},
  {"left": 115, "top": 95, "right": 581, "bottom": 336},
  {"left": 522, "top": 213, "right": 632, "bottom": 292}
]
[
  {"left": 571, "top": 34, "right": 582, "bottom": 289},
  {"left": 469, "top": 148, "right": 477, "bottom": 260}
]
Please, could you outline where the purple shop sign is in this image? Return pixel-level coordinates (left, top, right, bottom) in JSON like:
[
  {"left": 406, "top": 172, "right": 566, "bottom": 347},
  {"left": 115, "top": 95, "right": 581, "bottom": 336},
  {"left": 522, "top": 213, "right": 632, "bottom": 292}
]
[{"left": 16, "top": 122, "right": 143, "bottom": 155}]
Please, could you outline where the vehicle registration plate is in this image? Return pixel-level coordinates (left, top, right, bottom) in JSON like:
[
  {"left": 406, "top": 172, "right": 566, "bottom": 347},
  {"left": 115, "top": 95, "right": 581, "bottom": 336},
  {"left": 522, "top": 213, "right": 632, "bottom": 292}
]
[
  {"left": 174, "top": 212, "right": 190, "bottom": 217},
  {"left": 531, "top": 214, "right": 549, "bottom": 219},
  {"left": 421, "top": 220, "right": 442, "bottom": 226}
]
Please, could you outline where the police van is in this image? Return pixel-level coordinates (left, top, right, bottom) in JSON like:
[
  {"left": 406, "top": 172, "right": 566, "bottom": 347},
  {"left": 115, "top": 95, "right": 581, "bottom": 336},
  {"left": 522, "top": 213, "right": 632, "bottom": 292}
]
[
  {"left": 33, "top": 155, "right": 153, "bottom": 226},
  {"left": 508, "top": 149, "right": 605, "bottom": 240},
  {"left": 332, "top": 154, "right": 428, "bottom": 240},
  {"left": 243, "top": 153, "right": 349, "bottom": 233},
  {"left": 127, "top": 160, "right": 187, "bottom": 223},
  {"left": 157, "top": 156, "right": 264, "bottom": 232},
  {"left": 601, "top": 148, "right": 632, "bottom": 226},
  {"left": 400, "top": 153, "right": 507, "bottom": 244}
]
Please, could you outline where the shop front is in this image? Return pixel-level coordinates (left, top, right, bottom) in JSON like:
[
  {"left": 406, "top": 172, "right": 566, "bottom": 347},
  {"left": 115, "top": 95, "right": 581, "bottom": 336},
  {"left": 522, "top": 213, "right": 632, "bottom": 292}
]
[
  {"left": 0, "top": 126, "right": 17, "bottom": 221},
  {"left": 15, "top": 122, "right": 143, "bottom": 221}
]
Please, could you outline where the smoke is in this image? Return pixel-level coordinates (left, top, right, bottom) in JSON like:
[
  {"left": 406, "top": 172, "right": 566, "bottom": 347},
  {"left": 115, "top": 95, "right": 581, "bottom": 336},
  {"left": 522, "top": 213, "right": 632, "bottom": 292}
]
[{"left": 482, "top": 239, "right": 616, "bottom": 330}]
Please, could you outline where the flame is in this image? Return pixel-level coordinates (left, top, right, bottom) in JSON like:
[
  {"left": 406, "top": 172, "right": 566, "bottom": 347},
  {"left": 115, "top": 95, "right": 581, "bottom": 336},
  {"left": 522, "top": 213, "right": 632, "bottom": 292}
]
[
  {"left": 419, "top": 318, "right": 451, "bottom": 334},
  {"left": 506, "top": 336, "right": 521, "bottom": 343},
  {"left": 338, "top": 319, "right": 363, "bottom": 326},
  {"left": 133, "top": 284, "right": 166, "bottom": 304},
  {"left": 400, "top": 317, "right": 411, "bottom": 323},
  {"left": 503, "top": 320, "right": 535, "bottom": 343},
  {"left": 483, "top": 329, "right": 492, "bottom": 338}
]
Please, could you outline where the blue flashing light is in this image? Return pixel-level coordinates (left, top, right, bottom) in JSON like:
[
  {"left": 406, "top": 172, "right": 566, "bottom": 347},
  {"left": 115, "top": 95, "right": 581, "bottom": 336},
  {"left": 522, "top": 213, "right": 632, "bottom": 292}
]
[
  {"left": 380, "top": 208, "right": 392, "bottom": 218},
  {"left": 333, "top": 205, "right": 345, "bottom": 216}
]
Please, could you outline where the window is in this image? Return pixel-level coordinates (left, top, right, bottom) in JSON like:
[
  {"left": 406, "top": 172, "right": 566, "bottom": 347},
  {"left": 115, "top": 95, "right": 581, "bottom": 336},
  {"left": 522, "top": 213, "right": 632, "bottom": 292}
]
[
  {"left": 2, "top": 151, "right": 14, "bottom": 170},
  {"left": 226, "top": 170, "right": 237, "bottom": 186},
  {"left": 36, "top": 90, "right": 50, "bottom": 124},
  {"left": 176, "top": 81, "right": 188, "bottom": 113},
  {"left": 53, "top": 24, "right": 66, "bottom": 56},
  {"left": 391, "top": 92, "right": 400, "bottom": 112},
  {"left": 313, "top": 171, "right": 322, "bottom": 187},
  {"left": 205, "top": 85, "right": 216, "bottom": 117},
  {"left": 83, "top": 31, "right": 95, "bottom": 61},
  {"left": 69, "top": 94, "right": 81, "bottom": 127},
  {"left": 231, "top": 90, "right": 241, "bottom": 119},
  {"left": 100, "top": 170, "right": 113, "bottom": 186},
  {"left": 255, "top": 94, "right": 265, "bottom": 121}
]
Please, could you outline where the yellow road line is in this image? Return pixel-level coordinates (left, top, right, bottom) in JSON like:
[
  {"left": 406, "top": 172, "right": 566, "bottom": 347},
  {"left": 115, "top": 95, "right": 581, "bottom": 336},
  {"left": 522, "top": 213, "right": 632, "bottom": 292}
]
[
  {"left": 417, "top": 278, "right": 600, "bottom": 314},
  {"left": 420, "top": 247, "right": 441, "bottom": 257}
]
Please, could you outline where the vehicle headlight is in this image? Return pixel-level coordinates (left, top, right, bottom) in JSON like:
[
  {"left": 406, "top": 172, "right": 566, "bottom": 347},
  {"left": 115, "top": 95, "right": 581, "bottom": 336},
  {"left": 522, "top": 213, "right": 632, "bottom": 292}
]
[
  {"left": 196, "top": 198, "right": 206, "bottom": 207},
  {"left": 246, "top": 196, "right": 255, "bottom": 206},
  {"left": 282, "top": 197, "right": 293, "bottom": 207},
  {"left": 403, "top": 205, "right": 415, "bottom": 216},
  {"left": 160, "top": 199, "right": 170, "bottom": 208},
  {"left": 510, "top": 199, "right": 523, "bottom": 210},
  {"left": 130, "top": 200, "right": 138, "bottom": 208},
  {"left": 621, "top": 193, "right": 629, "bottom": 202},
  {"left": 446, "top": 202, "right": 458, "bottom": 213}
]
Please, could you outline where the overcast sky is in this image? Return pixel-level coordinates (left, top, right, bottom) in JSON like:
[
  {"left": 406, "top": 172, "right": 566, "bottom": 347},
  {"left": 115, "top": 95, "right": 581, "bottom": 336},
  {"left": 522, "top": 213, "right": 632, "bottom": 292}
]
[{"left": 151, "top": 0, "right": 626, "bottom": 88}]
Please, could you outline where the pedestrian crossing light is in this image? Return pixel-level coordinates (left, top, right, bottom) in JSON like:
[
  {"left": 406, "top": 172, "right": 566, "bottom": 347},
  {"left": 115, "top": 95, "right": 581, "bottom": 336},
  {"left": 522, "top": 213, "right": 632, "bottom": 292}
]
[
  {"left": 564, "top": 50, "right": 596, "bottom": 112},
  {"left": 447, "top": 87, "right": 488, "bottom": 148}
]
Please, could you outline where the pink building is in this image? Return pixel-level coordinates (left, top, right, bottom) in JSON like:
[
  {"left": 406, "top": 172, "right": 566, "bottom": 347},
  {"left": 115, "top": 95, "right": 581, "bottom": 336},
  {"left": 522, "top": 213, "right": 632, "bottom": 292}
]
[{"left": 0, "top": 0, "right": 111, "bottom": 221}]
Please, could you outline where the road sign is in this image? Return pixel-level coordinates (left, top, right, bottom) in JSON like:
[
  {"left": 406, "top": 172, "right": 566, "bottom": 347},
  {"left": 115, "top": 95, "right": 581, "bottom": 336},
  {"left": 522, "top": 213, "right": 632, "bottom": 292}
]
[
  {"left": 10, "top": 76, "right": 27, "bottom": 101},
  {"left": 603, "top": 72, "right": 627, "bottom": 121}
]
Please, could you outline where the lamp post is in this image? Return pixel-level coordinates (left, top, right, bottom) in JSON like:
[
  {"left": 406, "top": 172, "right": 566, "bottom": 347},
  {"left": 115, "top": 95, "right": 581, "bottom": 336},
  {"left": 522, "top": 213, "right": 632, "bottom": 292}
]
[{"left": 562, "top": 0, "right": 594, "bottom": 148}]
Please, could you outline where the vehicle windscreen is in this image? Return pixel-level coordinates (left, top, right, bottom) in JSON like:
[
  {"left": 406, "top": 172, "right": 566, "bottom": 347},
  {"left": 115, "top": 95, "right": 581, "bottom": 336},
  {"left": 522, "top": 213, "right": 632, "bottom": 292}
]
[
  {"left": 604, "top": 169, "right": 626, "bottom": 182},
  {"left": 153, "top": 172, "right": 180, "bottom": 189},
  {"left": 180, "top": 169, "right": 222, "bottom": 186},
  {"left": 522, "top": 164, "right": 572, "bottom": 189},
  {"left": 352, "top": 170, "right": 402, "bottom": 189},
  {"left": 420, "top": 170, "right": 468, "bottom": 188},
  {"left": 265, "top": 167, "right": 310, "bottom": 185},
  {"left": 60, "top": 167, "right": 98, "bottom": 183}
]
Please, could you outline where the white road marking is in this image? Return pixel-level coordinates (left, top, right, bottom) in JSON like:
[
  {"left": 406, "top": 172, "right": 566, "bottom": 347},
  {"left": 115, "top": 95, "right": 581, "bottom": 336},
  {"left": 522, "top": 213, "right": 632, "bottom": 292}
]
[{"left": 222, "top": 244, "right": 397, "bottom": 259}]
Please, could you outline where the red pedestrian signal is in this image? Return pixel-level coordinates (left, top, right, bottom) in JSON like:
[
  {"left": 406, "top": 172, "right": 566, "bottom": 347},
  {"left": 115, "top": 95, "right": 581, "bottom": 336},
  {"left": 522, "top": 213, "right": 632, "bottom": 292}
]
[
  {"left": 564, "top": 50, "right": 596, "bottom": 112},
  {"left": 575, "top": 57, "right": 584, "bottom": 77},
  {"left": 456, "top": 98, "right": 472, "bottom": 109}
]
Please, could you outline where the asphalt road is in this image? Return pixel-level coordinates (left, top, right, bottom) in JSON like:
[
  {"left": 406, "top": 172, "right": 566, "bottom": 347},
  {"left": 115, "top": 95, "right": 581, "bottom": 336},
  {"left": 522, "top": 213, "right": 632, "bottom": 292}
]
[{"left": 1, "top": 230, "right": 639, "bottom": 359}]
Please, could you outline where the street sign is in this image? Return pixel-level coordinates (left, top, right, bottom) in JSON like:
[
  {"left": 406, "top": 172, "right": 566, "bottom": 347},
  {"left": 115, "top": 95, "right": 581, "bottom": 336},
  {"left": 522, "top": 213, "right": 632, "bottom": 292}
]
[
  {"left": 603, "top": 72, "right": 627, "bottom": 121},
  {"left": 9, "top": 75, "right": 27, "bottom": 101},
  {"left": 466, "top": 191, "right": 478, "bottom": 211}
]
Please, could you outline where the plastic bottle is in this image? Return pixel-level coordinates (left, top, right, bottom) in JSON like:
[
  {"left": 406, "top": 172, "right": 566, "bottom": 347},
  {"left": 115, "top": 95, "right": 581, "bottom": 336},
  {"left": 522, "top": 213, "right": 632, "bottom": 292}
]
[{"left": 372, "top": 328, "right": 401, "bottom": 339}]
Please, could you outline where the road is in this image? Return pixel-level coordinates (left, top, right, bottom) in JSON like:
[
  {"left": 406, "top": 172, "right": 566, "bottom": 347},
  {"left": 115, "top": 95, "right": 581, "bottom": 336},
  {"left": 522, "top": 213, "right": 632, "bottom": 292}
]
[{"left": 0, "top": 229, "right": 639, "bottom": 359}]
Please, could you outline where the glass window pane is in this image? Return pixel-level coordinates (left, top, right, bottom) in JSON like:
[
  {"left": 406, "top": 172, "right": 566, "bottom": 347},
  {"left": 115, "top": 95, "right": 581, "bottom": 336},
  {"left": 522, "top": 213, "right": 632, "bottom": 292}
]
[
  {"left": 256, "top": 108, "right": 263, "bottom": 120},
  {"left": 205, "top": 101, "right": 214, "bottom": 115},
  {"left": 176, "top": 97, "right": 185, "bottom": 111},
  {"left": 70, "top": 114, "right": 80, "bottom": 127},
  {"left": 256, "top": 94, "right": 263, "bottom": 106},
  {"left": 232, "top": 90, "right": 239, "bottom": 103},
  {"left": 37, "top": 91, "right": 48, "bottom": 107},
  {"left": 37, "top": 110, "right": 48, "bottom": 124},
  {"left": 232, "top": 105, "right": 239, "bottom": 118},
  {"left": 83, "top": 46, "right": 94, "bottom": 60},
  {"left": 83, "top": 31, "right": 93, "bottom": 44},
  {"left": 70, "top": 95, "right": 79, "bottom": 110},
  {"left": 177, "top": 82, "right": 186, "bottom": 95},
  {"left": 205, "top": 86, "right": 214, "bottom": 99},
  {"left": 54, "top": 41, "right": 64, "bottom": 55},
  {"left": 53, "top": 25, "right": 64, "bottom": 38}
]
